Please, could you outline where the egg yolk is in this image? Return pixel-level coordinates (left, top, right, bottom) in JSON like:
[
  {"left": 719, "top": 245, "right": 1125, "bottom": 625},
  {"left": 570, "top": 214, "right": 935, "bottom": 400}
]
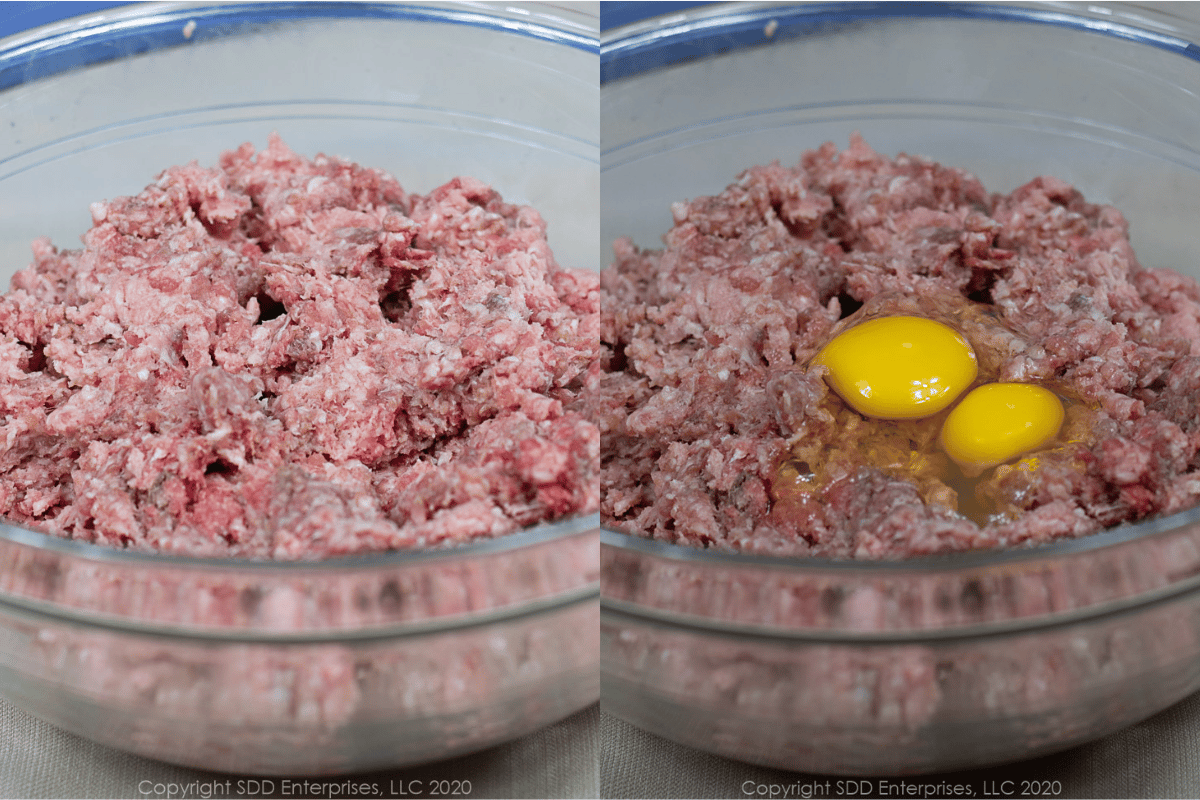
[
  {"left": 940, "top": 383, "right": 1065, "bottom": 474},
  {"left": 812, "top": 316, "right": 978, "bottom": 420}
]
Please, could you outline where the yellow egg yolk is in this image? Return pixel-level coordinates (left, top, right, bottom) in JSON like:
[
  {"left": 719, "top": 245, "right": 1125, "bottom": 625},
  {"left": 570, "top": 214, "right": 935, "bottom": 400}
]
[
  {"left": 812, "top": 315, "right": 978, "bottom": 420},
  {"left": 939, "top": 383, "right": 1065, "bottom": 475}
]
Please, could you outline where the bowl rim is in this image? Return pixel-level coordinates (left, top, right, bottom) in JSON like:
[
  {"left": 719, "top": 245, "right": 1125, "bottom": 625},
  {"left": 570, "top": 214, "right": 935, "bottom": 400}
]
[
  {"left": 600, "top": 1, "right": 1200, "bottom": 82},
  {"left": 0, "top": 0, "right": 600, "bottom": 94},
  {"left": 601, "top": 496, "right": 1200, "bottom": 574},
  {"left": 0, "top": 511, "right": 600, "bottom": 573}
]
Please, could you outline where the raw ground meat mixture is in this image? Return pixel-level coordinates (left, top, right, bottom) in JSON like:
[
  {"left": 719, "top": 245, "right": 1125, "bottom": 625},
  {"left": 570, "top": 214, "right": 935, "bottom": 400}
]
[
  {"left": 598, "top": 135, "right": 1200, "bottom": 558},
  {"left": 0, "top": 135, "right": 599, "bottom": 559}
]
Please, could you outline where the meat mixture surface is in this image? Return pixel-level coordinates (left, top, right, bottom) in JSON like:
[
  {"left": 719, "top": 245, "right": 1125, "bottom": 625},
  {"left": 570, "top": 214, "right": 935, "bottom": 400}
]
[
  {"left": 0, "top": 136, "right": 599, "bottom": 559},
  {"left": 598, "top": 135, "right": 1200, "bottom": 558}
]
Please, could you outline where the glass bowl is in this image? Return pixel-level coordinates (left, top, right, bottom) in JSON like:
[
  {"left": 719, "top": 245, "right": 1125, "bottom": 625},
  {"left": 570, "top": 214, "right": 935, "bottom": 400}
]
[
  {"left": 0, "top": 1, "right": 599, "bottom": 776},
  {"left": 600, "top": 1, "right": 1200, "bottom": 775}
]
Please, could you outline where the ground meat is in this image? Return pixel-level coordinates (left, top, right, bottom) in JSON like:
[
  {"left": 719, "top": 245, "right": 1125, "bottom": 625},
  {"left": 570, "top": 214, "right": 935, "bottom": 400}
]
[
  {"left": 0, "top": 135, "right": 599, "bottom": 559},
  {"left": 598, "top": 134, "right": 1200, "bottom": 558}
]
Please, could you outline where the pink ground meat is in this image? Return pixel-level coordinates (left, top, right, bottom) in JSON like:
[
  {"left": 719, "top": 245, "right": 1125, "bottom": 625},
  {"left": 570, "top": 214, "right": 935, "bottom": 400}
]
[
  {"left": 598, "top": 135, "right": 1200, "bottom": 559},
  {"left": 0, "top": 135, "right": 599, "bottom": 559}
]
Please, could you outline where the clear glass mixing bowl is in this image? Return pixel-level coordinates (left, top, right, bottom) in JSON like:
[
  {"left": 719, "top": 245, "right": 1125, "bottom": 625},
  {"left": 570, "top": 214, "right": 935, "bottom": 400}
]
[
  {"left": 600, "top": 1, "right": 1200, "bottom": 775},
  {"left": 0, "top": 1, "right": 599, "bottom": 775}
]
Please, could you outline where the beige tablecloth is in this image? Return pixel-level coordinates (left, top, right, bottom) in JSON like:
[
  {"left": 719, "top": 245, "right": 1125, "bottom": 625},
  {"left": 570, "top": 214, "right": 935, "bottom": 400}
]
[
  {"left": 600, "top": 694, "right": 1200, "bottom": 800},
  {"left": 0, "top": 699, "right": 598, "bottom": 800}
]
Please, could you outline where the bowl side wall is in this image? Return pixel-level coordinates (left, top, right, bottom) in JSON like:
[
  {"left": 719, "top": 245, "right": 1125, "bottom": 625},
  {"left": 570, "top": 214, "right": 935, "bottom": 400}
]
[
  {"left": 1, "top": 593, "right": 598, "bottom": 774},
  {"left": 602, "top": 589, "right": 1200, "bottom": 774}
]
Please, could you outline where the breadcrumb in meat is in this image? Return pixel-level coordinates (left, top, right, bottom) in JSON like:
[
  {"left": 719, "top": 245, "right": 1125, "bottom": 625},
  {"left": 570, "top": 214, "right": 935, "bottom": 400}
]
[{"left": 0, "top": 135, "right": 599, "bottom": 559}]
